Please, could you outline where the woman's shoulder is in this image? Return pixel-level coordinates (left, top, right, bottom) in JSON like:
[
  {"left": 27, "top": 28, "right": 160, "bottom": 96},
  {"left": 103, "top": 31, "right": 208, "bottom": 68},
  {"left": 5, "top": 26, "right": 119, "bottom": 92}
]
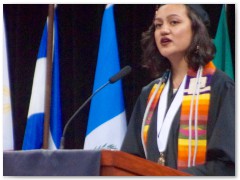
[
  {"left": 211, "top": 69, "right": 235, "bottom": 94},
  {"left": 212, "top": 69, "right": 235, "bottom": 88}
]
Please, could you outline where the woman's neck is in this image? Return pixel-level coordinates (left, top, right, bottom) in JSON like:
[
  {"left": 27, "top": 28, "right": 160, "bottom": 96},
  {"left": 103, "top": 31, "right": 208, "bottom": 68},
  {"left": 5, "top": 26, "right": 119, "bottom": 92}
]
[{"left": 170, "top": 59, "right": 188, "bottom": 89}]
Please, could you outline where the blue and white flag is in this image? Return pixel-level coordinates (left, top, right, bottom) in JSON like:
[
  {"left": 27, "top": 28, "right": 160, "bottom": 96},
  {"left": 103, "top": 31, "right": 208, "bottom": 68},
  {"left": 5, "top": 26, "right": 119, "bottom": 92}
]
[
  {"left": 3, "top": 16, "right": 14, "bottom": 151},
  {"left": 84, "top": 5, "right": 127, "bottom": 150},
  {"left": 22, "top": 8, "right": 62, "bottom": 150}
]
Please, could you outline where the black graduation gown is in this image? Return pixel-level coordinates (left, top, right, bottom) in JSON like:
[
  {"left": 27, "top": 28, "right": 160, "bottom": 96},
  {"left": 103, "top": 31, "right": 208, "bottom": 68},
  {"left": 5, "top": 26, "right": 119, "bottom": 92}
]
[{"left": 121, "top": 69, "right": 235, "bottom": 176}]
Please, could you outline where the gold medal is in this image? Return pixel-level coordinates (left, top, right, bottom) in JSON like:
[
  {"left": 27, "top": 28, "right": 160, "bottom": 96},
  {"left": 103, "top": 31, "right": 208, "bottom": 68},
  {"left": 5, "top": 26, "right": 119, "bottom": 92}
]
[{"left": 157, "top": 152, "right": 165, "bottom": 165}]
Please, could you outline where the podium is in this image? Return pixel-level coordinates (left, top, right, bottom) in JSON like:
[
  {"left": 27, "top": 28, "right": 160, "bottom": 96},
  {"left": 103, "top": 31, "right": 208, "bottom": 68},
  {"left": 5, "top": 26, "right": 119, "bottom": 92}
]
[
  {"left": 100, "top": 150, "right": 190, "bottom": 176},
  {"left": 4, "top": 150, "right": 190, "bottom": 176}
]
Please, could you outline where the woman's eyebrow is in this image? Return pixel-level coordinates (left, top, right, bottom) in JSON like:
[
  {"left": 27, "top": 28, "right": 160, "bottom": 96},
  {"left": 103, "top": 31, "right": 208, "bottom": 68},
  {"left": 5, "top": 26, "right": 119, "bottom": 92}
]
[{"left": 154, "top": 14, "right": 181, "bottom": 21}]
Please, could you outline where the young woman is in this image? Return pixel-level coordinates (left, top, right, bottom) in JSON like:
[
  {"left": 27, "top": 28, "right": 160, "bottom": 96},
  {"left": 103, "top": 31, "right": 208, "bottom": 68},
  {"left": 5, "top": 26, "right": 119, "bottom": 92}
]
[{"left": 121, "top": 4, "right": 235, "bottom": 176}]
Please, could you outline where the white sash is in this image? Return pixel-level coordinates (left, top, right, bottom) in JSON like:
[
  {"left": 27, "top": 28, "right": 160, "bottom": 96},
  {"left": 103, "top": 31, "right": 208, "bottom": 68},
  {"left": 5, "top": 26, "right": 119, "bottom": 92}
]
[{"left": 157, "top": 74, "right": 186, "bottom": 152}]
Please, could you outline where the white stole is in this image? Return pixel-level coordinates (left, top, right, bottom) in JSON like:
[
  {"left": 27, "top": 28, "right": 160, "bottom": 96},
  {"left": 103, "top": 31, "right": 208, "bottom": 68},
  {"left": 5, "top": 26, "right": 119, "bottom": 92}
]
[{"left": 157, "top": 74, "right": 187, "bottom": 152}]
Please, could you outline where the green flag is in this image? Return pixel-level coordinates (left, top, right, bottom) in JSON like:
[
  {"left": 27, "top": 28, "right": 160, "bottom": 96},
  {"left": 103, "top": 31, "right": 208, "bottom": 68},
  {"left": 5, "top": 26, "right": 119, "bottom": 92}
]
[{"left": 213, "top": 5, "right": 234, "bottom": 79}]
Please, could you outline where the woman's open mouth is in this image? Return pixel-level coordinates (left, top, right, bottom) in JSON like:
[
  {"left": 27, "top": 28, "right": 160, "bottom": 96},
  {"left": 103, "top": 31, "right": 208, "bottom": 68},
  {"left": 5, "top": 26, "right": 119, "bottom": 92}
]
[{"left": 161, "top": 37, "right": 172, "bottom": 45}]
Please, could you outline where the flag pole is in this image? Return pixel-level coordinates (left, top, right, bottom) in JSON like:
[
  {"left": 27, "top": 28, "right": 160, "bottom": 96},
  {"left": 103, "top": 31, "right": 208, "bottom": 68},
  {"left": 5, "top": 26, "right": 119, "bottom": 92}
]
[{"left": 42, "top": 4, "right": 54, "bottom": 149}]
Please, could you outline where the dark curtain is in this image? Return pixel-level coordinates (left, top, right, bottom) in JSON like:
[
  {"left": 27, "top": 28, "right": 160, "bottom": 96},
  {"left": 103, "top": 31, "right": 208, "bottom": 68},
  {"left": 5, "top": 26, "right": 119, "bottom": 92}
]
[{"left": 3, "top": 4, "right": 235, "bottom": 150}]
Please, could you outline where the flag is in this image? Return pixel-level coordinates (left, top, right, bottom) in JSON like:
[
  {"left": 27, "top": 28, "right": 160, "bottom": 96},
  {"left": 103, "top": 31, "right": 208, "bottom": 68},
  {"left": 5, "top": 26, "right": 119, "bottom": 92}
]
[
  {"left": 84, "top": 4, "right": 127, "bottom": 150},
  {"left": 22, "top": 7, "right": 62, "bottom": 150},
  {"left": 213, "top": 5, "right": 234, "bottom": 79},
  {"left": 49, "top": 9, "right": 62, "bottom": 150},
  {"left": 3, "top": 16, "right": 14, "bottom": 150},
  {"left": 22, "top": 21, "right": 47, "bottom": 150}
]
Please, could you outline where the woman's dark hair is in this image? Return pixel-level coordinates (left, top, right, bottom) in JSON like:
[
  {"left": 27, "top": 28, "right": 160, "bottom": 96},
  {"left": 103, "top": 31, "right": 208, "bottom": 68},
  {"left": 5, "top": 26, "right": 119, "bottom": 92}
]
[{"left": 141, "top": 4, "right": 216, "bottom": 78}]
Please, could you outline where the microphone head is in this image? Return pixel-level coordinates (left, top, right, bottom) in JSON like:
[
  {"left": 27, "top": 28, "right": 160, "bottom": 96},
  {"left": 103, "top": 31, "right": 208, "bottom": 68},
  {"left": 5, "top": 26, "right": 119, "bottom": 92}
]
[{"left": 109, "top": 65, "right": 132, "bottom": 84}]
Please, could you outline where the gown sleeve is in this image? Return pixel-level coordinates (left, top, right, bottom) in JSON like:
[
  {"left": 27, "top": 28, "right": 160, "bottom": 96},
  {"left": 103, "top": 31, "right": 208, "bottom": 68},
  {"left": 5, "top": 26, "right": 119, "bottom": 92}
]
[{"left": 182, "top": 70, "right": 235, "bottom": 176}]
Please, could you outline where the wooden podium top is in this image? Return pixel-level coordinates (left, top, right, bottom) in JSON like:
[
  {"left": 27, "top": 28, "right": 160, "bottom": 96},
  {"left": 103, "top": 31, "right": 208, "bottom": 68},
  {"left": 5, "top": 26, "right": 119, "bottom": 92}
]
[{"left": 100, "top": 150, "right": 191, "bottom": 176}]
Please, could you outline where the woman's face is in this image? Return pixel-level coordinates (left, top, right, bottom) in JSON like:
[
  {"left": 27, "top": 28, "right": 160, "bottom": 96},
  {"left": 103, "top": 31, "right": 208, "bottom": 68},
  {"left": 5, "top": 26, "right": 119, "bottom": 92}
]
[{"left": 154, "top": 4, "right": 193, "bottom": 60}]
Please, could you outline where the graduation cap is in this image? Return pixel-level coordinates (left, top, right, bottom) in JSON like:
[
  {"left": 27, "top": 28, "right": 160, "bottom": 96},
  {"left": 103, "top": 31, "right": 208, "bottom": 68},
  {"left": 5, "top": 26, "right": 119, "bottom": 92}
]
[{"left": 187, "top": 4, "right": 210, "bottom": 25}]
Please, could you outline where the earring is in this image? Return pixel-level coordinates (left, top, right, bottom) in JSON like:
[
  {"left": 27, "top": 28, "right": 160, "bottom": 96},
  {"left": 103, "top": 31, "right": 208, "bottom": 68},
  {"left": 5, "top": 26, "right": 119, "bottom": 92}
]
[{"left": 195, "top": 45, "right": 200, "bottom": 54}]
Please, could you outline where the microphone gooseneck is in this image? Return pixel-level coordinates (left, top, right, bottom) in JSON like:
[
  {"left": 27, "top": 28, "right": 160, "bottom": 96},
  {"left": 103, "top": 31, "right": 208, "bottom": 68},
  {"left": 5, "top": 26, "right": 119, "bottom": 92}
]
[
  {"left": 60, "top": 81, "right": 110, "bottom": 149},
  {"left": 60, "top": 65, "right": 132, "bottom": 149}
]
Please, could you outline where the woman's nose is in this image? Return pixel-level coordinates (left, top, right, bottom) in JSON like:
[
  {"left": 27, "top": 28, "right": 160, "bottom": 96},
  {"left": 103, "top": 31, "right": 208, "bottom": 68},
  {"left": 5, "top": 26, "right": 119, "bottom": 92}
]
[{"left": 160, "top": 24, "right": 170, "bottom": 35}]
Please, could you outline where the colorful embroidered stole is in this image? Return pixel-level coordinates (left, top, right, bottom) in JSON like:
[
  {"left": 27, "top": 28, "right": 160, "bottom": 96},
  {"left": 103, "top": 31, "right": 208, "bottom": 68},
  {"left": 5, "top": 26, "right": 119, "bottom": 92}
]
[
  {"left": 142, "top": 82, "right": 166, "bottom": 146},
  {"left": 142, "top": 62, "right": 216, "bottom": 169}
]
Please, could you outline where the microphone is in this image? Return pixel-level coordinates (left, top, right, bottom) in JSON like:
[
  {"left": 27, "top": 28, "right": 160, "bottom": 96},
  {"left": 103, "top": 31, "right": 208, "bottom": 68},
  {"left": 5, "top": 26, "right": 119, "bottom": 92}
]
[
  {"left": 109, "top": 65, "right": 132, "bottom": 83},
  {"left": 60, "top": 65, "right": 132, "bottom": 149}
]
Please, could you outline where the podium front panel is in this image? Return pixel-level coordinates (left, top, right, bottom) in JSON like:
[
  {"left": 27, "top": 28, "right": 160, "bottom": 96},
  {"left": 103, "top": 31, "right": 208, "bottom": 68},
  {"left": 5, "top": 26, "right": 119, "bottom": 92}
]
[{"left": 4, "top": 150, "right": 101, "bottom": 176}]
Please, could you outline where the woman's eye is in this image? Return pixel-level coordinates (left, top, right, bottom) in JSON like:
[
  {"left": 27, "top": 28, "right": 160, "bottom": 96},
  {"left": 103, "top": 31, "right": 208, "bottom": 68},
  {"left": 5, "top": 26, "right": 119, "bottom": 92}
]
[
  {"left": 154, "top": 23, "right": 162, "bottom": 29},
  {"left": 170, "top": 20, "right": 179, "bottom": 25}
]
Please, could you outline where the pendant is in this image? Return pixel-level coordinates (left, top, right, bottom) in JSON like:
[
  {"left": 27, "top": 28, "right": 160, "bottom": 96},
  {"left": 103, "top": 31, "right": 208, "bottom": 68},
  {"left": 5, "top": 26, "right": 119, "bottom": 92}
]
[{"left": 157, "top": 152, "right": 165, "bottom": 165}]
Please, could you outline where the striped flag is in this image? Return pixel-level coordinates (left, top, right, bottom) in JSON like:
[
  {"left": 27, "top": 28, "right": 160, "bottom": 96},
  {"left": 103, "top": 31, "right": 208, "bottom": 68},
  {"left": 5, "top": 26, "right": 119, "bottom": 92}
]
[
  {"left": 213, "top": 5, "right": 234, "bottom": 79},
  {"left": 22, "top": 7, "right": 62, "bottom": 150},
  {"left": 3, "top": 16, "right": 14, "bottom": 151},
  {"left": 84, "top": 4, "right": 127, "bottom": 150}
]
